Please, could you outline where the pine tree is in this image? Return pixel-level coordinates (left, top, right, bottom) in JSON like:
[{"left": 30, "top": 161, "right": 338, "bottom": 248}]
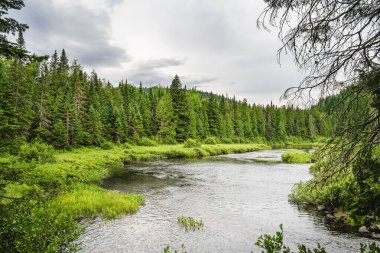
[
  {"left": 0, "top": 58, "right": 19, "bottom": 149},
  {"left": 155, "top": 93, "right": 176, "bottom": 143},
  {"left": 52, "top": 119, "right": 68, "bottom": 149},
  {"left": 0, "top": 0, "right": 29, "bottom": 58},
  {"left": 59, "top": 49, "right": 69, "bottom": 73},
  {"left": 170, "top": 75, "right": 190, "bottom": 142},
  {"left": 207, "top": 94, "right": 221, "bottom": 137}
]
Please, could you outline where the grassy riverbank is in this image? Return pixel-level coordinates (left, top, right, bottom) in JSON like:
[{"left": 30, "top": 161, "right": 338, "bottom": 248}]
[
  {"left": 0, "top": 142, "right": 269, "bottom": 252},
  {"left": 289, "top": 157, "right": 380, "bottom": 238}
]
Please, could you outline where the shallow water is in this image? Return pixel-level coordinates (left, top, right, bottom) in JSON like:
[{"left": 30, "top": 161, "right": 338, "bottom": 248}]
[{"left": 79, "top": 149, "right": 378, "bottom": 253}]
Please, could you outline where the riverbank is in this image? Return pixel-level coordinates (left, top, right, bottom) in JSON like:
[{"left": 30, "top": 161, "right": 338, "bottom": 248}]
[
  {"left": 0, "top": 142, "right": 270, "bottom": 251},
  {"left": 289, "top": 160, "right": 380, "bottom": 240},
  {"left": 4, "top": 142, "right": 271, "bottom": 213}
]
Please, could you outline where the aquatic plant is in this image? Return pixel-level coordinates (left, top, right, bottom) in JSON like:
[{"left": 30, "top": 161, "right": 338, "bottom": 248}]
[
  {"left": 163, "top": 244, "right": 187, "bottom": 253},
  {"left": 177, "top": 216, "right": 204, "bottom": 231}
]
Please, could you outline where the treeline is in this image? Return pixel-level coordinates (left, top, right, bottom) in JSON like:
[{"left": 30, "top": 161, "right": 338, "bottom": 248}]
[{"left": 0, "top": 50, "right": 328, "bottom": 151}]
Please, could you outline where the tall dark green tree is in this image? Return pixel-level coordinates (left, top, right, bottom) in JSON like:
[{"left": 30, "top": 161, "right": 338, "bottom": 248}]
[
  {"left": 170, "top": 75, "right": 190, "bottom": 142},
  {"left": 0, "top": 0, "right": 29, "bottom": 58}
]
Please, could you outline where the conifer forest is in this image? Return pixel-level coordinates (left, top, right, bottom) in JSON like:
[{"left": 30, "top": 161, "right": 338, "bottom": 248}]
[{"left": 0, "top": 1, "right": 379, "bottom": 252}]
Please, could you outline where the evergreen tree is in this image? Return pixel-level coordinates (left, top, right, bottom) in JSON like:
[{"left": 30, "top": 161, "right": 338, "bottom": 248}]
[
  {"left": 170, "top": 75, "right": 190, "bottom": 142},
  {"left": 0, "top": 0, "right": 29, "bottom": 58},
  {"left": 0, "top": 49, "right": 329, "bottom": 149},
  {"left": 155, "top": 93, "right": 176, "bottom": 143},
  {"left": 0, "top": 59, "right": 19, "bottom": 149},
  {"left": 207, "top": 94, "right": 221, "bottom": 137}
]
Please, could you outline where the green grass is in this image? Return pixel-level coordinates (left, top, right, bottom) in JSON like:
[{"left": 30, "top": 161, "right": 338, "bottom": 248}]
[
  {"left": 177, "top": 216, "right": 204, "bottom": 231},
  {"left": 281, "top": 151, "right": 314, "bottom": 163},
  {"left": 125, "top": 143, "right": 270, "bottom": 159},
  {"left": 4, "top": 143, "right": 270, "bottom": 213},
  {"left": 52, "top": 184, "right": 144, "bottom": 219}
]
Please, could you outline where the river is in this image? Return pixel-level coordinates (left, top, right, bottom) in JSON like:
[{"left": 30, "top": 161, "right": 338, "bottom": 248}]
[{"left": 78, "top": 149, "right": 377, "bottom": 252}]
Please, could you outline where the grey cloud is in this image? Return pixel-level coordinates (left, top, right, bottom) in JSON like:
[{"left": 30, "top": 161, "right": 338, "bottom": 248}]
[
  {"left": 127, "top": 58, "right": 186, "bottom": 86},
  {"left": 106, "top": 0, "right": 123, "bottom": 8},
  {"left": 138, "top": 58, "right": 187, "bottom": 69},
  {"left": 14, "top": 0, "right": 128, "bottom": 67},
  {"left": 182, "top": 77, "right": 216, "bottom": 87},
  {"left": 127, "top": 58, "right": 215, "bottom": 88},
  {"left": 11, "top": 0, "right": 305, "bottom": 105}
]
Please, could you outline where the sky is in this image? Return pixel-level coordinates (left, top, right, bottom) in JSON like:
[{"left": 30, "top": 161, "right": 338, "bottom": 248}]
[{"left": 11, "top": 0, "right": 305, "bottom": 105}]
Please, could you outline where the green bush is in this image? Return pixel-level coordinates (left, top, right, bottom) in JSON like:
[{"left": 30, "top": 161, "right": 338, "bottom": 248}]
[
  {"left": 0, "top": 202, "right": 82, "bottom": 253},
  {"left": 138, "top": 137, "right": 158, "bottom": 147},
  {"left": 220, "top": 138, "right": 233, "bottom": 144},
  {"left": 281, "top": 151, "right": 313, "bottom": 163},
  {"left": 18, "top": 142, "right": 55, "bottom": 164},
  {"left": 232, "top": 137, "right": 247, "bottom": 143},
  {"left": 183, "top": 138, "right": 201, "bottom": 148},
  {"left": 122, "top": 142, "right": 132, "bottom": 149},
  {"left": 100, "top": 141, "right": 114, "bottom": 150},
  {"left": 204, "top": 136, "right": 219, "bottom": 145}
]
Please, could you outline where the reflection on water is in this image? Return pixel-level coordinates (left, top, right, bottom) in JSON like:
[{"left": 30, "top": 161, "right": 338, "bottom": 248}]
[{"left": 79, "top": 150, "right": 378, "bottom": 253}]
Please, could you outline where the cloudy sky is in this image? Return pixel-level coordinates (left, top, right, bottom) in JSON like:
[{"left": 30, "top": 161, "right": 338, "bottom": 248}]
[{"left": 11, "top": 0, "right": 305, "bottom": 105}]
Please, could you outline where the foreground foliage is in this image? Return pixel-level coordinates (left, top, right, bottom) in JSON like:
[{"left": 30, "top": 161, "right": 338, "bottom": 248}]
[{"left": 255, "top": 225, "right": 380, "bottom": 253}]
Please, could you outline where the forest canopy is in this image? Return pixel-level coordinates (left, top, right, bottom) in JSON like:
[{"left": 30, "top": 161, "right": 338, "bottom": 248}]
[{"left": 0, "top": 50, "right": 328, "bottom": 152}]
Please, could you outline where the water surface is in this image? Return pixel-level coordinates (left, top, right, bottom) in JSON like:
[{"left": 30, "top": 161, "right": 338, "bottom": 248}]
[{"left": 79, "top": 150, "right": 377, "bottom": 252}]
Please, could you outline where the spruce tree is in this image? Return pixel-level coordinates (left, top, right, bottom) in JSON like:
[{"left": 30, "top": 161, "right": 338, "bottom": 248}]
[{"left": 170, "top": 75, "right": 190, "bottom": 142}]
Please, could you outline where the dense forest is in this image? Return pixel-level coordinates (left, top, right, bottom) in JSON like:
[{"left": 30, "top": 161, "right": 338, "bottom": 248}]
[
  {"left": 1, "top": 0, "right": 379, "bottom": 252},
  {"left": 0, "top": 49, "right": 328, "bottom": 152}
]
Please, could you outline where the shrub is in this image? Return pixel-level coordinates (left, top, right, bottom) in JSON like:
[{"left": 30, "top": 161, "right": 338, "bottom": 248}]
[
  {"left": 204, "top": 136, "right": 219, "bottom": 145},
  {"left": 183, "top": 139, "right": 201, "bottom": 148},
  {"left": 100, "top": 141, "right": 114, "bottom": 150},
  {"left": 0, "top": 201, "right": 83, "bottom": 253},
  {"left": 138, "top": 137, "right": 158, "bottom": 147},
  {"left": 220, "top": 138, "right": 233, "bottom": 144},
  {"left": 18, "top": 142, "right": 55, "bottom": 164},
  {"left": 122, "top": 142, "right": 132, "bottom": 149},
  {"left": 281, "top": 151, "right": 313, "bottom": 163},
  {"left": 232, "top": 137, "right": 247, "bottom": 143}
]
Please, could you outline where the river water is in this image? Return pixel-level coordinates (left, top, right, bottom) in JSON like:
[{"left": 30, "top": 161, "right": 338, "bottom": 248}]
[{"left": 79, "top": 149, "right": 378, "bottom": 252}]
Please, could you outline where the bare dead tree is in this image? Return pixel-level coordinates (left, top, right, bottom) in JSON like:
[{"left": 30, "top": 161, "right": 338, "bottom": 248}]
[
  {"left": 258, "top": 0, "right": 379, "bottom": 98},
  {"left": 258, "top": 0, "right": 380, "bottom": 182}
]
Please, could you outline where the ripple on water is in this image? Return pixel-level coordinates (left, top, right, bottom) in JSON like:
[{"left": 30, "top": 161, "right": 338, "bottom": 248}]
[{"left": 79, "top": 150, "right": 378, "bottom": 253}]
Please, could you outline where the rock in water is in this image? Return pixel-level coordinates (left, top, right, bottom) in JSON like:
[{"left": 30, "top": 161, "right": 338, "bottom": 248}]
[
  {"left": 317, "top": 205, "right": 326, "bottom": 211},
  {"left": 359, "top": 226, "right": 369, "bottom": 233}
]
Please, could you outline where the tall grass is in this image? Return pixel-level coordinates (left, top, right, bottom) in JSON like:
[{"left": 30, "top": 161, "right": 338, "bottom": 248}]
[
  {"left": 53, "top": 184, "right": 144, "bottom": 219},
  {"left": 281, "top": 151, "right": 314, "bottom": 163}
]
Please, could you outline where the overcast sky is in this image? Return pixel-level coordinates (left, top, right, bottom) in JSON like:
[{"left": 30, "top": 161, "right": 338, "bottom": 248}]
[{"left": 11, "top": 0, "right": 305, "bottom": 105}]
